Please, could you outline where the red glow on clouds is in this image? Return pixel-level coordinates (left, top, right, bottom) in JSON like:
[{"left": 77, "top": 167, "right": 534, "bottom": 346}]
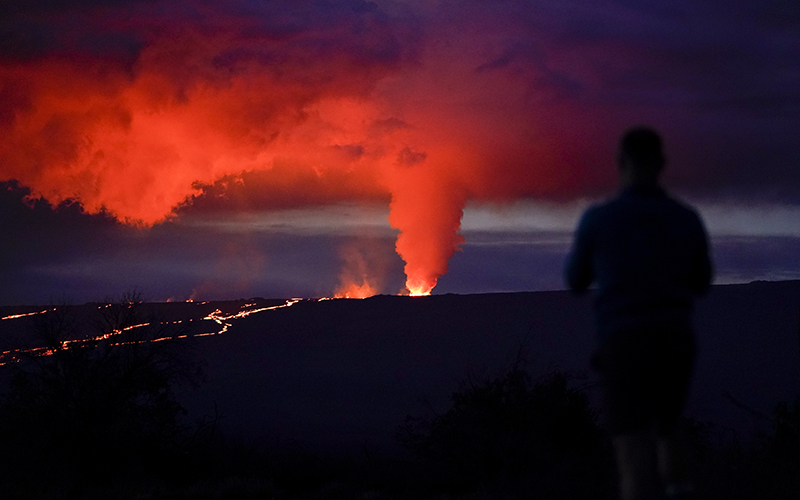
[{"left": 0, "top": 3, "right": 613, "bottom": 295}]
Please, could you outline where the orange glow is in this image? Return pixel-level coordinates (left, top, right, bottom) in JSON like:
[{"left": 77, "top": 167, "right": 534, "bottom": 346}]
[
  {"left": 1, "top": 309, "right": 54, "bottom": 320},
  {"left": 333, "top": 282, "right": 378, "bottom": 299},
  {"left": 332, "top": 241, "right": 386, "bottom": 298},
  {"left": 406, "top": 281, "right": 433, "bottom": 297},
  {"left": 0, "top": 299, "right": 303, "bottom": 365},
  {"left": 0, "top": 8, "right": 607, "bottom": 296}
]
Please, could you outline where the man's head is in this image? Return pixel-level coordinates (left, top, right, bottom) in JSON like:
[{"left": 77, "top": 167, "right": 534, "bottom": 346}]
[{"left": 617, "top": 126, "right": 665, "bottom": 187}]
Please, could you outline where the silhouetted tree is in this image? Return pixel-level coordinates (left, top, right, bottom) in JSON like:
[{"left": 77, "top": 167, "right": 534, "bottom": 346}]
[
  {"left": 0, "top": 292, "right": 203, "bottom": 497},
  {"left": 770, "top": 397, "right": 800, "bottom": 463}
]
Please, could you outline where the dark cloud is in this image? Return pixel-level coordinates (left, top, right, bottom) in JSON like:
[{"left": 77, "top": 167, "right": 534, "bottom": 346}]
[
  {"left": 396, "top": 147, "right": 426, "bottom": 167},
  {"left": 0, "top": 0, "right": 147, "bottom": 65},
  {"left": 3, "top": 179, "right": 799, "bottom": 305},
  {"left": 180, "top": 165, "right": 389, "bottom": 214},
  {"left": 0, "top": 181, "right": 403, "bottom": 305},
  {"left": 0, "top": 181, "right": 121, "bottom": 265},
  {"left": 450, "top": 0, "right": 800, "bottom": 200}
]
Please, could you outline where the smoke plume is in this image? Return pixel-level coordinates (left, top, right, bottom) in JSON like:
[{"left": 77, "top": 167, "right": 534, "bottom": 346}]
[{"left": 3, "top": 1, "right": 795, "bottom": 295}]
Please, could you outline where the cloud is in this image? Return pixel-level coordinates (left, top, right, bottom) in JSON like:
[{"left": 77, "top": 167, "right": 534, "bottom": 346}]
[{"left": 1, "top": 0, "right": 798, "bottom": 296}]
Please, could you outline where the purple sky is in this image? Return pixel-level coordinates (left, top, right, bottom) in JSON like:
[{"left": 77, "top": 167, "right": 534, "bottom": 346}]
[{"left": 1, "top": 0, "right": 798, "bottom": 304}]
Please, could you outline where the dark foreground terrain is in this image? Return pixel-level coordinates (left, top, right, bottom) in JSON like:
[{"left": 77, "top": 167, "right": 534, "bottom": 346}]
[{"left": 0, "top": 281, "right": 798, "bottom": 499}]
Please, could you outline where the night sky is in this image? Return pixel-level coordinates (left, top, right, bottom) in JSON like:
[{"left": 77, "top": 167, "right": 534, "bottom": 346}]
[{"left": 1, "top": 0, "right": 798, "bottom": 305}]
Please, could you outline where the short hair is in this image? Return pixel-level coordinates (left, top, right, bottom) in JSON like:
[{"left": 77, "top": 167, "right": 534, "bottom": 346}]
[{"left": 619, "top": 126, "right": 664, "bottom": 169}]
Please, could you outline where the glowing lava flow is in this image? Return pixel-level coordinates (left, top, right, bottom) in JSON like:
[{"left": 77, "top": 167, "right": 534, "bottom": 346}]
[
  {"left": 0, "top": 299, "right": 304, "bottom": 366},
  {"left": 199, "top": 299, "right": 301, "bottom": 336},
  {"left": 0, "top": 320, "right": 170, "bottom": 365},
  {"left": 1, "top": 309, "right": 54, "bottom": 320}
]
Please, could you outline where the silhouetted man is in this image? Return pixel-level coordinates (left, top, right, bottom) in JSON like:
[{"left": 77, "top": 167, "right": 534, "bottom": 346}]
[{"left": 566, "top": 127, "right": 712, "bottom": 500}]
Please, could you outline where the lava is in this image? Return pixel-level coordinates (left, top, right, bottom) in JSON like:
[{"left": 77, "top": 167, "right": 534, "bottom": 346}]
[
  {"left": 406, "top": 283, "right": 433, "bottom": 297},
  {"left": 200, "top": 298, "right": 302, "bottom": 335},
  {"left": 1, "top": 309, "right": 54, "bottom": 320},
  {"left": 0, "top": 299, "right": 304, "bottom": 366},
  {"left": 333, "top": 283, "right": 377, "bottom": 299}
]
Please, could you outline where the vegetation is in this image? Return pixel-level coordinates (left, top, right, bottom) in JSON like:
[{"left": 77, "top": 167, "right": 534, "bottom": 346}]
[
  {"left": 397, "top": 367, "right": 615, "bottom": 498},
  {"left": 689, "top": 396, "right": 800, "bottom": 500},
  {"left": 0, "top": 300, "right": 798, "bottom": 499},
  {"left": 0, "top": 293, "right": 206, "bottom": 499}
]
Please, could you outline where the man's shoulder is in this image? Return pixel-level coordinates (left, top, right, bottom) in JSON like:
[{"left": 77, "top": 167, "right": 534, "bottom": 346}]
[
  {"left": 620, "top": 187, "right": 701, "bottom": 218},
  {"left": 660, "top": 193, "right": 705, "bottom": 224},
  {"left": 583, "top": 195, "right": 625, "bottom": 219},
  {"left": 577, "top": 201, "right": 610, "bottom": 227},
  {"left": 580, "top": 188, "right": 705, "bottom": 229}
]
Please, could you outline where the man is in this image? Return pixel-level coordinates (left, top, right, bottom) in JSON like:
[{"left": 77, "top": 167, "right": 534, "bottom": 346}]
[{"left": 565, "top": 126, "right": 712, "bottom": 500}]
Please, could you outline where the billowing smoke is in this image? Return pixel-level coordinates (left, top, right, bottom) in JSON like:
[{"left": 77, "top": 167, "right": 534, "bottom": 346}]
[
  {"left": 0, "top": 1, "right": 422, "bottom": 224},
  {"left": 333, "top": 240, "right": 386, "bottom": 299},
  {"left": 3, "top": 1, "right": 794, "bottom": 295}
]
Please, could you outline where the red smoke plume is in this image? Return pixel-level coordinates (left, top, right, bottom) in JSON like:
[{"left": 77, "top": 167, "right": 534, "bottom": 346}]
[
  {"left": 333, "top": 242, "right": 384, "bottom": 299},
  {"left": 0, "top": 2, "right": 612, "bottom": 295}
]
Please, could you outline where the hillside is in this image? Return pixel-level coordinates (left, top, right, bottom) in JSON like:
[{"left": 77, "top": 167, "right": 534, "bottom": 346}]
[{"left": 2, "top": 280, "right": 799, "bottom": 454}]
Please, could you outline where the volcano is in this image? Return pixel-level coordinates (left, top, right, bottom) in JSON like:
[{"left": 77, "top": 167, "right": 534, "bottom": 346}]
[{"left": 1, "top": 280, "right": 798, "bottom": 454}]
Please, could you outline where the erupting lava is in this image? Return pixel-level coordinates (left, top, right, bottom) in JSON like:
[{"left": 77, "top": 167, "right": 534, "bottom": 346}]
[
  {"left": 406, "top": 279, "right": 434, "bottom": 297},
  {"left": 333, "top": 283, "right": 378, "bottom": 299}
]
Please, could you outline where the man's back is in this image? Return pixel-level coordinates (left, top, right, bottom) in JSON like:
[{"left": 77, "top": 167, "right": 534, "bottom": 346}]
[
  {"left": 565, "top": 126, "right": 712, "bottom": 500},
  {"left": 566, "top": 184, "right": 712, "bottom": 338}
]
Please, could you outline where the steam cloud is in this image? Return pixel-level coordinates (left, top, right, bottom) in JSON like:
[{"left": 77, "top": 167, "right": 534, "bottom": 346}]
[{"left": 2, "top": 1, "right": 797, "bottom": 295}]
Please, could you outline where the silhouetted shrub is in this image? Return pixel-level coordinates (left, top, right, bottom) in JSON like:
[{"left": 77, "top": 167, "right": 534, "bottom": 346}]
[
  {"left": 770, "top": 396, "right": 800, "bottom": 463},
  {"left": 0, "top": 293, "right": 203, "bottom": 497},
  {"left": 398, "top": 368, "right": 614, "bottom": 498},
  {"left": 680, "top": 397, "right": 800, "bottom": 500}
]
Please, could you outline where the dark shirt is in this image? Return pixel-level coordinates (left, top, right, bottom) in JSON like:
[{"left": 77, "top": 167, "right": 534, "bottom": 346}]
[{"left": 565, "top": 184, "right": 712, "bottom": 340}]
